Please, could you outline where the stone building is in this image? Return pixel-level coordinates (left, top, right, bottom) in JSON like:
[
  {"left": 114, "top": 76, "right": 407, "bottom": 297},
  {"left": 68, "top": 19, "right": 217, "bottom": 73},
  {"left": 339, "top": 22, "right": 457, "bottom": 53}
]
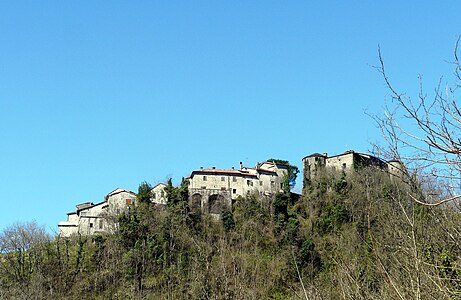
[
  {"left": 302, "top": 150, "right": 405, "bottom": 183},
  {"left": 58, "top": 188, "right": 136, "bottom": 237},
  {"left": 151, "top": 183, "right": 167, "bottom": 205},
  {"left": 187, "top": 161, "right": 288, "bottom": 215}
]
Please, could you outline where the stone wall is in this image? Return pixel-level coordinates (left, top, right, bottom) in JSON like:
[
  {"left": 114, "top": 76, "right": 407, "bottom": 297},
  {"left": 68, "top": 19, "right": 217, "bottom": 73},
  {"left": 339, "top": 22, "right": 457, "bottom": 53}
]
[{"left": 189, "top": 187, "right": 232, "bottom": 215}]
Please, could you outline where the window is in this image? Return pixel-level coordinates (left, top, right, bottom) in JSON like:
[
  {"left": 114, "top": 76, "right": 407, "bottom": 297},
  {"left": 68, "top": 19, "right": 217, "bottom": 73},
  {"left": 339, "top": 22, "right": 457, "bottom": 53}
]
[
  {"left": 201, "top": 186, "right": 206, "bottom": 189},
  {"left": 221, "top": 176, "right": 225, "bottom": 181},
  {"left": 221, "top": 187, "right": 226, "bottom": 191},
  {"left": 125, "top": 198, "right": 133, "bottom": 205},
  {"left": 246, "top": 180, "right": 253, "bottom": 186},
  {"left": 203, "top": 176, "right": 207, "bottom": 181},
  {"left": 342, "top": 163, "right": 347, "bottom": 170},
  {"left": 233, "top": 176, "right": 237, "bottom": 182},
  {"left": 271, "top": 181, "right": 275, "bottom": 186},
  {"left": 233, "top": 189, "right": 236, "bottom": 194},
  {"left": 161, "top": 191, "right": 164, "bottom": 197},
  {"left": 89, "top": 223, "right": 93, "bottom": 228},
  {"left": 153, "top": 193, "right": 156, "bottom": 199},
  {"left": 99, "top": 220, "right": 104, "bottom": 229},
  {"left": 260, "top": 181, "right": 263, "bottom": 186}
]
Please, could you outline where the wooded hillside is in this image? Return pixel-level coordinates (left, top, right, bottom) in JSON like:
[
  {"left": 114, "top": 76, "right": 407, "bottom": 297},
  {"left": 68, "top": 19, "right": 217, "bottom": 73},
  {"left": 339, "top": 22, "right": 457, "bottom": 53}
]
[{"left": 1, "top": 168, "right": 460, "bottom": 299}]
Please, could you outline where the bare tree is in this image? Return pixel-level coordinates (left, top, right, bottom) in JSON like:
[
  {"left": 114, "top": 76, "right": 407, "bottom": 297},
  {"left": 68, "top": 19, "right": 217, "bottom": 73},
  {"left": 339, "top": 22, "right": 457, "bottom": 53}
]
[
  {"left": 372, "top": 36, "right": 461, "bottom": 206},
  {"left": 0, "top": 221, "right": 50, "bottom": 298}
]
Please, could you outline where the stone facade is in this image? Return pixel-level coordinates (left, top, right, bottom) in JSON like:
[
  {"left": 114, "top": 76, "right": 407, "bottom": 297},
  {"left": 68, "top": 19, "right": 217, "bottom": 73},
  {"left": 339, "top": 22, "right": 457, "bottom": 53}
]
[
  {"left": 151, "top": 183, "right": 167, "bottom": 205},
  {"left": 57, "top": 153, "right": 406, "bottom": 235},
  {"left": 189, "top": 188, "right": 232, "bottom": 214},
  {"left": 387, "top": 160, "right": 407, "bottom": 182},
  {"left": 187, "top": 161, "right": 288, "bottom": 215},
  {"left": 58, "top": 188, "right": 136, "bottom": 237},
  {"left": 302, "top": 150, "right": 405, "bottom": 183}
]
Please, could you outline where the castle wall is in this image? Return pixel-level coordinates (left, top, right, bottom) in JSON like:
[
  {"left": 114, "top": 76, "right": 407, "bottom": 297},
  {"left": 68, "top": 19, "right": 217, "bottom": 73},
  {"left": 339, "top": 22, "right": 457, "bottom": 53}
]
[
  {"left": 325, "top": 153, "right": 355, "bottom": 173},
  {"left": 302, "top": 155, "right": 326, "bottom": 181},
  {"left": 388, "top": 160, "right": 406, "bottom": 182},
  {"left": 302, "top": 151, "right": 407, "bottom": 192},
  {"left": 189, "top": 187, "right": 232, "bottom": 215}
]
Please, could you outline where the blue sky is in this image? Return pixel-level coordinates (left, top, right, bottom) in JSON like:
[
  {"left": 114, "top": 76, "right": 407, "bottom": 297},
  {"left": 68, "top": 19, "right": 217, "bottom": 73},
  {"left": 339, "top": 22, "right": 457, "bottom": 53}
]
[{"left": 1, "top": 1, "right": 460, "bottom": 233}]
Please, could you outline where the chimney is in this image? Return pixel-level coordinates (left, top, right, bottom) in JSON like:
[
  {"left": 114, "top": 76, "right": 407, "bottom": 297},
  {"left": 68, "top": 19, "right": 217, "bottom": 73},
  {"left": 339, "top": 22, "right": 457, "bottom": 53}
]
[
  {"left": 231, "top": 166, "right": 234, "bottom": 170},
  {"left": 240, "top": 161, "right": 243, "bottom": 170},
  {"left": 212, "top": 166, "right": 216, "bottom": 169},
  {"left": 323, "top": 153, "right": 328, "bottom": 157},
  {"left": 200, "top": 167, "right": 203, "bottom": 170}
]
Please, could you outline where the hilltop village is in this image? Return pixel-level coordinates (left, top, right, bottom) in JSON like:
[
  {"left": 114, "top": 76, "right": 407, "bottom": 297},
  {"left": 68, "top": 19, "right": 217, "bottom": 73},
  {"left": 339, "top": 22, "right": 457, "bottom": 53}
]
[{"left": 58, "top": 150, "right": 405, "bottom": 236}]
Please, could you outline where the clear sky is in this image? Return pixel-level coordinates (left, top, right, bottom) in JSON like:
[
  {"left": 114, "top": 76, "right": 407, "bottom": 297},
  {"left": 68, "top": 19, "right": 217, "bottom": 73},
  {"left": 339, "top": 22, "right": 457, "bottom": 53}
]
[{"left": 1, "top": 1, "right": 460, "bottom": 233}]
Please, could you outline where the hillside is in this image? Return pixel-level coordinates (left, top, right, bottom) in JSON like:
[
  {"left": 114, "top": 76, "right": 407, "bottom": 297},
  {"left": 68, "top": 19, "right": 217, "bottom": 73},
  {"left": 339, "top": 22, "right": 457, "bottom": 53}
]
[{"left": 1, "top": 167, "right": 460, "bottom": 299}]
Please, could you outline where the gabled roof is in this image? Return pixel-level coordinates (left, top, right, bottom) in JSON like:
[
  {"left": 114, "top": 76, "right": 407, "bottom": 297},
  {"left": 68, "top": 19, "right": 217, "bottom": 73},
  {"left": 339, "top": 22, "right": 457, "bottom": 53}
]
[
  {"left": 246, "top": 167, "right": 277, "bottom": 174},
  {"left": 302, "top": 153, "right": 327, "bottom": 160},
  {"left": 152, "top": 182, "right": 167, "bottom": 189},
  {"left": 105, "top": 187, "right": 136, "bottom": 200},
  {"left": 76, "top": 201, "right": 107, "bottom": 213},
  {"left": 76, "top": 202, "right": 94, "bottom": 211},
  {"left": 260, "top": 161, "right": 289, "bottom": 168}
]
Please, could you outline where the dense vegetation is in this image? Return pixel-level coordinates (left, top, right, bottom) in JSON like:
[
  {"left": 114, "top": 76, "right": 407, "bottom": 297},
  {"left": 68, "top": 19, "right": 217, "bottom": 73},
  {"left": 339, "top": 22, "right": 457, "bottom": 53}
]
[{"left": 1, "top": 168, "right": 460, "bottom": 299}]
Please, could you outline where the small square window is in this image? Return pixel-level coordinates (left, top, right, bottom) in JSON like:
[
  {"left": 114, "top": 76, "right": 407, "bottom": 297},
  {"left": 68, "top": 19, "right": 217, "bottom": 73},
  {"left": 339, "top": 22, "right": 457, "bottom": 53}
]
[
  {"left": 203, "top": 176, "right": 207, "bottom": 181},
  {"left": 221, "top": 177, "right": 225, "bottom": 181}
]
